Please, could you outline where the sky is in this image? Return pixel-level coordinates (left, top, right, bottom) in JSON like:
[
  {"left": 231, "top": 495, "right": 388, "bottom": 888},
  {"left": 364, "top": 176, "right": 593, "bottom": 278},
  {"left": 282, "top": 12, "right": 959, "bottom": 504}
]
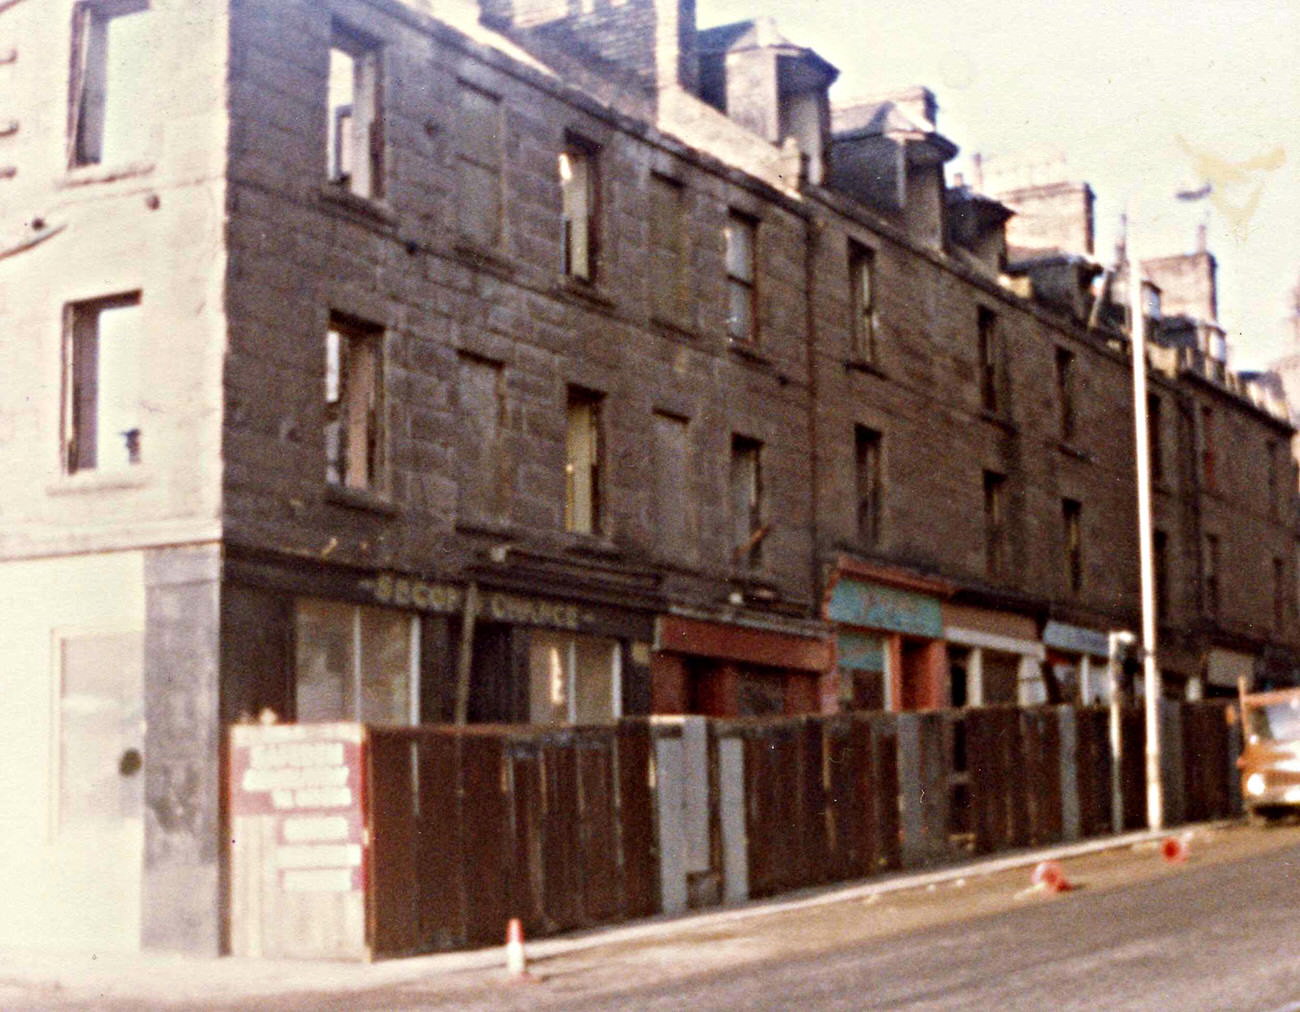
[{"left": 696, "top": 0, "right": 1300, "bottom": 371}]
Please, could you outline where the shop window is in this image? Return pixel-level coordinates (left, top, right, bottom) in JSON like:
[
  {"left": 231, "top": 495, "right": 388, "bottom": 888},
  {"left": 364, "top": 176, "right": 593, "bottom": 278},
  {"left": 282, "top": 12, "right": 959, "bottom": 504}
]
[
  {"left": 981, "top": 650, "right": 1020, "bottom": 705},
  {"left": 559, "top": 140, "right": 598, "bottom": 280},
  {"left": 324, "top": 315, "right": 384, "bottom": 492},
  {"left": 977, "top": 306, "right": 1001, "bottom": 413},
  {"left": 1062, "top": 498, "right": 1082, "bottom": 594},
  {"left": 849, "top": 242, "right": 877, "bottom": 362},
  {"left": 983, "top": 470, "right": 1006, "bottom": 576},
  {"left": 652, "top": 410, "right": 695, "bottom": 560},
  {"left": 64, "top": 293, "right": 143, "bottom": 473},
  {"left": 649, "top": 174, "right": 689, "bottom": 325},
  {"left": 69, "top": 0, "right": 150, "bottom": 168},
  {"left": 457, "top": 84, "right": 503, "bottom": 247},
  {"left": 294, "top": 599, "right": 416, "bottom": 724},
  {"left": 1055, "top": 347, "right": 1075, "bottom": 441},
  {"left": 1204, "top": 533, "right": 1220, "bottom": 617},
  {"left": 854, "top": 425, "right": 882, "bottom": 545},
  {"left": 564, "top": 387, "right": 603, "bottom": 535},
  {"left": 457, "top": 353, "right": 509, "bottom": 524},
  {"left": 327, "top": 24, "right": 383, "bottom": 199},
  {"left": 527, "top": 630, "right": 620, "bottom": 724},
  {"left": 730, "top": 435, "right": 764, "bottom": 569},
  {"left": 725, "top": 211, "right": 757, "bottom": 342}
]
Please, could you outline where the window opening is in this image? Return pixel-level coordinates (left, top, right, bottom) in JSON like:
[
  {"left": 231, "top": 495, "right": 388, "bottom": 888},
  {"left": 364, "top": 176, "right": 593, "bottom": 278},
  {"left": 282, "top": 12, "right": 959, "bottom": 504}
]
[
  {"left": 560, "top": 143, "right": 597, "bottom": 280},
  {"left": 730, "top": 435, "right": 764, "bottom": 569},
  {"left": 327, "top": 26, "right": 383, "bottom": 198},
  {"left": 725, "top": 212, "right": 757, "bottom": 341},
  {"left": 855, "top": 425, "right": 882, "bottom": 545},
  {"left": 564, "top": 388, "right": 602, "bottom": 535},
  {"left": 64, "top": 293, "right": 143, "bottom": 473},
  {"left": 325, "top": 316, "right": 384, "bottom": 492},
  {"left": 69, "top": 1, "right": 150, "bottom": 168}
]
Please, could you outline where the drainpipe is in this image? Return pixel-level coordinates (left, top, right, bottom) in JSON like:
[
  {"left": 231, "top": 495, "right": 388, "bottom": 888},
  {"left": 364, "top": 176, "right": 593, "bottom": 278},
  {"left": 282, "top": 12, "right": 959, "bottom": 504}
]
[{"left": 803, "top": 211, "right": 827, "bottom": 703}]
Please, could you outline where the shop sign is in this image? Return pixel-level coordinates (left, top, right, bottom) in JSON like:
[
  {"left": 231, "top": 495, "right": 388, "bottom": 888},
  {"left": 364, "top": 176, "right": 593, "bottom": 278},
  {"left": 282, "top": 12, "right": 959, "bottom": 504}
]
[
  {"left": 1042, "top": 621, "right": 1109, "bottom": 659},
  {"left": 359, "top": 572, "right": 598, "bottom": 632},
  {"left": 827, "top": 579, "right": 941, "bottom": 638},
  {"left": 230, "top": 723, "right": 365, "bottom": 893},
  {"left": 838, "top": 631, "right": 885, "bottom": 672}
]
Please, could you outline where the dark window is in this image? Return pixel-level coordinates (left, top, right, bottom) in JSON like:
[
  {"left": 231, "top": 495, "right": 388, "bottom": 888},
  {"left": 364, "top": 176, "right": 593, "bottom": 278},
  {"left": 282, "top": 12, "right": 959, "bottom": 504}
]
[
  {"left": 978, "top": 306, "right": 1000, "bottom": 413},
  {"left": 854, "top": 425, "right": 882, "bottom": 545},
  {"left": 1154, "top": 529, "right": 1169, "bottom": 623},
  {"left": 1200, "top": 406, "right": 1216, "bottom": 492},
  {"left": 730, "top": 435, "right": 764, "bottom": 569},
  {"left": 1148, "top": 393, "right": 1164, "bottom": 485},
  {"left": 1275, "top": 556, "right": 1286, "bottom": 631},
  {"left": 1267, "top": 440, "right": 1279, "bottom": 518},
  {"left": 1055, "top": 347, "right": 1075, "bottom": 441},
  {"left": 984, "top": 471, "right": 1007, "bottom": 576},
  {"left": 725, "top": 212, "right": 757, "bottom": 342},
  {"left": 1204, "top": 533, "right": 1220, "bottom": 617},
  {"left": 64, "top": 293, "right": 143, "bottom": 473},
  {"left": 564, "top": 387, "right": 603, "bottom": 535},
  {"left": 1063, "top": 498, "right": 1082, "bottom": 594}
]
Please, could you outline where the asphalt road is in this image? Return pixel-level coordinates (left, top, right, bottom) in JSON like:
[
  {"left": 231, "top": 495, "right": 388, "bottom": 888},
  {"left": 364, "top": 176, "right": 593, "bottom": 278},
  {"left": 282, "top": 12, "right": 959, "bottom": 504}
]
[{"left": 341, "top": 825, "right": 1300, "bottom": 1012}]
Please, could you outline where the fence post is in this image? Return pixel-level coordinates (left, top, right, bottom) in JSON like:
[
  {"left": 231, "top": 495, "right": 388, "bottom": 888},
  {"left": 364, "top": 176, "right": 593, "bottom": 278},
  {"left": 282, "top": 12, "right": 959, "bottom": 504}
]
[
  {"left": 1161, "top": 700, "right": 1186, "bottom": 826},
  {"left": 1059, "top": 707, "right": 1081, "bottom": 841},
  {"left": 651, "top": 721, "right": 687, "bottom": 915},
  {"left": 717, "top": 729, "right": 748, "bottom": 904}
]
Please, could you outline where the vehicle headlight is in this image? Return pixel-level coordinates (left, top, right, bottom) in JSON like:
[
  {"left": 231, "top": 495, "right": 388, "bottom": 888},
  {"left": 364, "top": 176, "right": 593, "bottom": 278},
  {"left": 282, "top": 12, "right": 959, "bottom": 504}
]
[{"left": 1246, "top": 773, "right": 1267, "bottom": 797}]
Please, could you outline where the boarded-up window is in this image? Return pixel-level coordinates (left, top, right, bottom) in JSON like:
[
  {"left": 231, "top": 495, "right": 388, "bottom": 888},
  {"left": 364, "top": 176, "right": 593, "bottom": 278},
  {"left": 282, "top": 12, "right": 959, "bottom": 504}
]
[
  {"left": 1055, "top": 347, "right": 1075, "bottom": 441},
  {"left": 69, "top": 0, "right": 150, "bottom": 168},
  {"left": 649, "top": 175, "right": 689, "bottom": 324},
  {"left": 527, "top": 630, "right": 620, "bottom": 725},
  {"left": 294, "top": 599, "right": 416, "bottom": 724},
  {"left": 652, "top": 411, "right": 693, "bottom": 560},
  {"left": 730, "top": 435, "right": 763, "bottom": 569},
  {"left": 327, "top": 24, "right": 383, "bottom": 199},
  {"left": 57, "top": 632, "right": 144, "bottom": 829},
  {"left": 457, "top": 85, "right": 503, "bottom": 247},
  {"left": 564, "top": 388, "right": 602, "bottom": 535},
  {"left": 64, "top": 293, "right": 143, "bottom": 473},
  {"left": 325, "top": 315, "right": 384, "bottom": 492},
  {"left": 457, "top": 353, "right": 509, "bottom": 524}
]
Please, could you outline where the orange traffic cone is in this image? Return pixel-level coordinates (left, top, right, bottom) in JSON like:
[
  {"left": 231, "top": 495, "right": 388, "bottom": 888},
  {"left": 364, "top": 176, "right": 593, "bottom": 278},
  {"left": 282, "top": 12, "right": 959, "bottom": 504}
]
[
  {"left": 1160, "top": 836, "right": 1189, "bottom": 863},
  {"left": 1030, "top": 860, "right": 1073, "bottom": 893},
  {"left": 505, "top": 917, "right": 537, "bottom": 983}
]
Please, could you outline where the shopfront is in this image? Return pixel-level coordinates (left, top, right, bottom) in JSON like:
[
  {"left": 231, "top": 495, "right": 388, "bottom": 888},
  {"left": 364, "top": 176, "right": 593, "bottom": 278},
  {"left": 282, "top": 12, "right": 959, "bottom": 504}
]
[
  {"left": 1042, "top": 620, "right": 1112, "bottom": 704},
  {"left": 943, "top": 604, "right": 1046, "bottom": 706},
  {"left": 825, "top": 559, "right": 950, "bottom": 712},
  {"left": 220, "top": 548, "right": 656, "bottom": 729},
  {"left": 650, "top": 611, "right": 833, "bottom": 717}
]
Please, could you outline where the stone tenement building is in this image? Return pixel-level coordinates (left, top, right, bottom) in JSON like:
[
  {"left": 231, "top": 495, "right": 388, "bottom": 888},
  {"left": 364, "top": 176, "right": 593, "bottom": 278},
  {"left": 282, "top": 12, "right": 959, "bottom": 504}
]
[{"left": 1, "top": 0, "right": 1295, "bottom": 953}]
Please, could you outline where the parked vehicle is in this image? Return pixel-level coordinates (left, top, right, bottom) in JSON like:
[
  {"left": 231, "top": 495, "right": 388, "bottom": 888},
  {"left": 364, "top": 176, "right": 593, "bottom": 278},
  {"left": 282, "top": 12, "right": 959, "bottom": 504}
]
[{"left": 1239, "top": 686, "right": 1300, "bottom": 822}]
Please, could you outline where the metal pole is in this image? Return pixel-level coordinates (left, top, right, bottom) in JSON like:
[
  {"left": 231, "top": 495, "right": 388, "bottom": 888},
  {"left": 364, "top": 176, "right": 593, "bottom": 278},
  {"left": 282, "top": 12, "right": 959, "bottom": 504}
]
[{"left": 1128, "top": 224, "right": 1164, "bottom": 830}]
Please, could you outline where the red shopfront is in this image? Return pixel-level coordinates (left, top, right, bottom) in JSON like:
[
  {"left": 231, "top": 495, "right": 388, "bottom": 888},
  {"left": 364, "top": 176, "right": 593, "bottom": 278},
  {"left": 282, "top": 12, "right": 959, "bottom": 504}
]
[{"left": 650, "top": 613, "right": 835, "bottom": 718}]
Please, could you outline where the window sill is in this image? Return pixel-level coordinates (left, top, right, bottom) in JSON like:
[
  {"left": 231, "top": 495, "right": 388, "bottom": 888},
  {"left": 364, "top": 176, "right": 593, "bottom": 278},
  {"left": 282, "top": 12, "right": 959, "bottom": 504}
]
[
  {"left": 844, "top": 357, "right": 887, "bottom": 379},
  {"left": 451, "top": 240, "right": 516, "bottom": 279},
  {"left": 1056, "top": 439, "right": 1093, "bottom": 462},
  {"left": 649, "top": 315, "right": 699, "bottom": 341},
  {"left": 60, "top": 160, "right": 155, "bottom": 188},
  {"left": 554, "top": 276, "right": 616, "bottom": 311},
  {"left": 456, "top": 517, "right": 517, "bottom": 540},
  {"left": 47, "top": 466, "right": 153, "bottom": 495},
  {"left": 324, "top": 484, "right": 399, "bottom": 516},
  {"left": 979, "top": 409, "right": 1018, "bottom": 434},
  {"left": 727, "top": 338, "right": 771, "bottom": 367},
  {"left": 317, "top": 184, "right": 397, "bottom": 229},
  {"left": 564, "top": 533, "right": 622, "bottom": 559}
]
